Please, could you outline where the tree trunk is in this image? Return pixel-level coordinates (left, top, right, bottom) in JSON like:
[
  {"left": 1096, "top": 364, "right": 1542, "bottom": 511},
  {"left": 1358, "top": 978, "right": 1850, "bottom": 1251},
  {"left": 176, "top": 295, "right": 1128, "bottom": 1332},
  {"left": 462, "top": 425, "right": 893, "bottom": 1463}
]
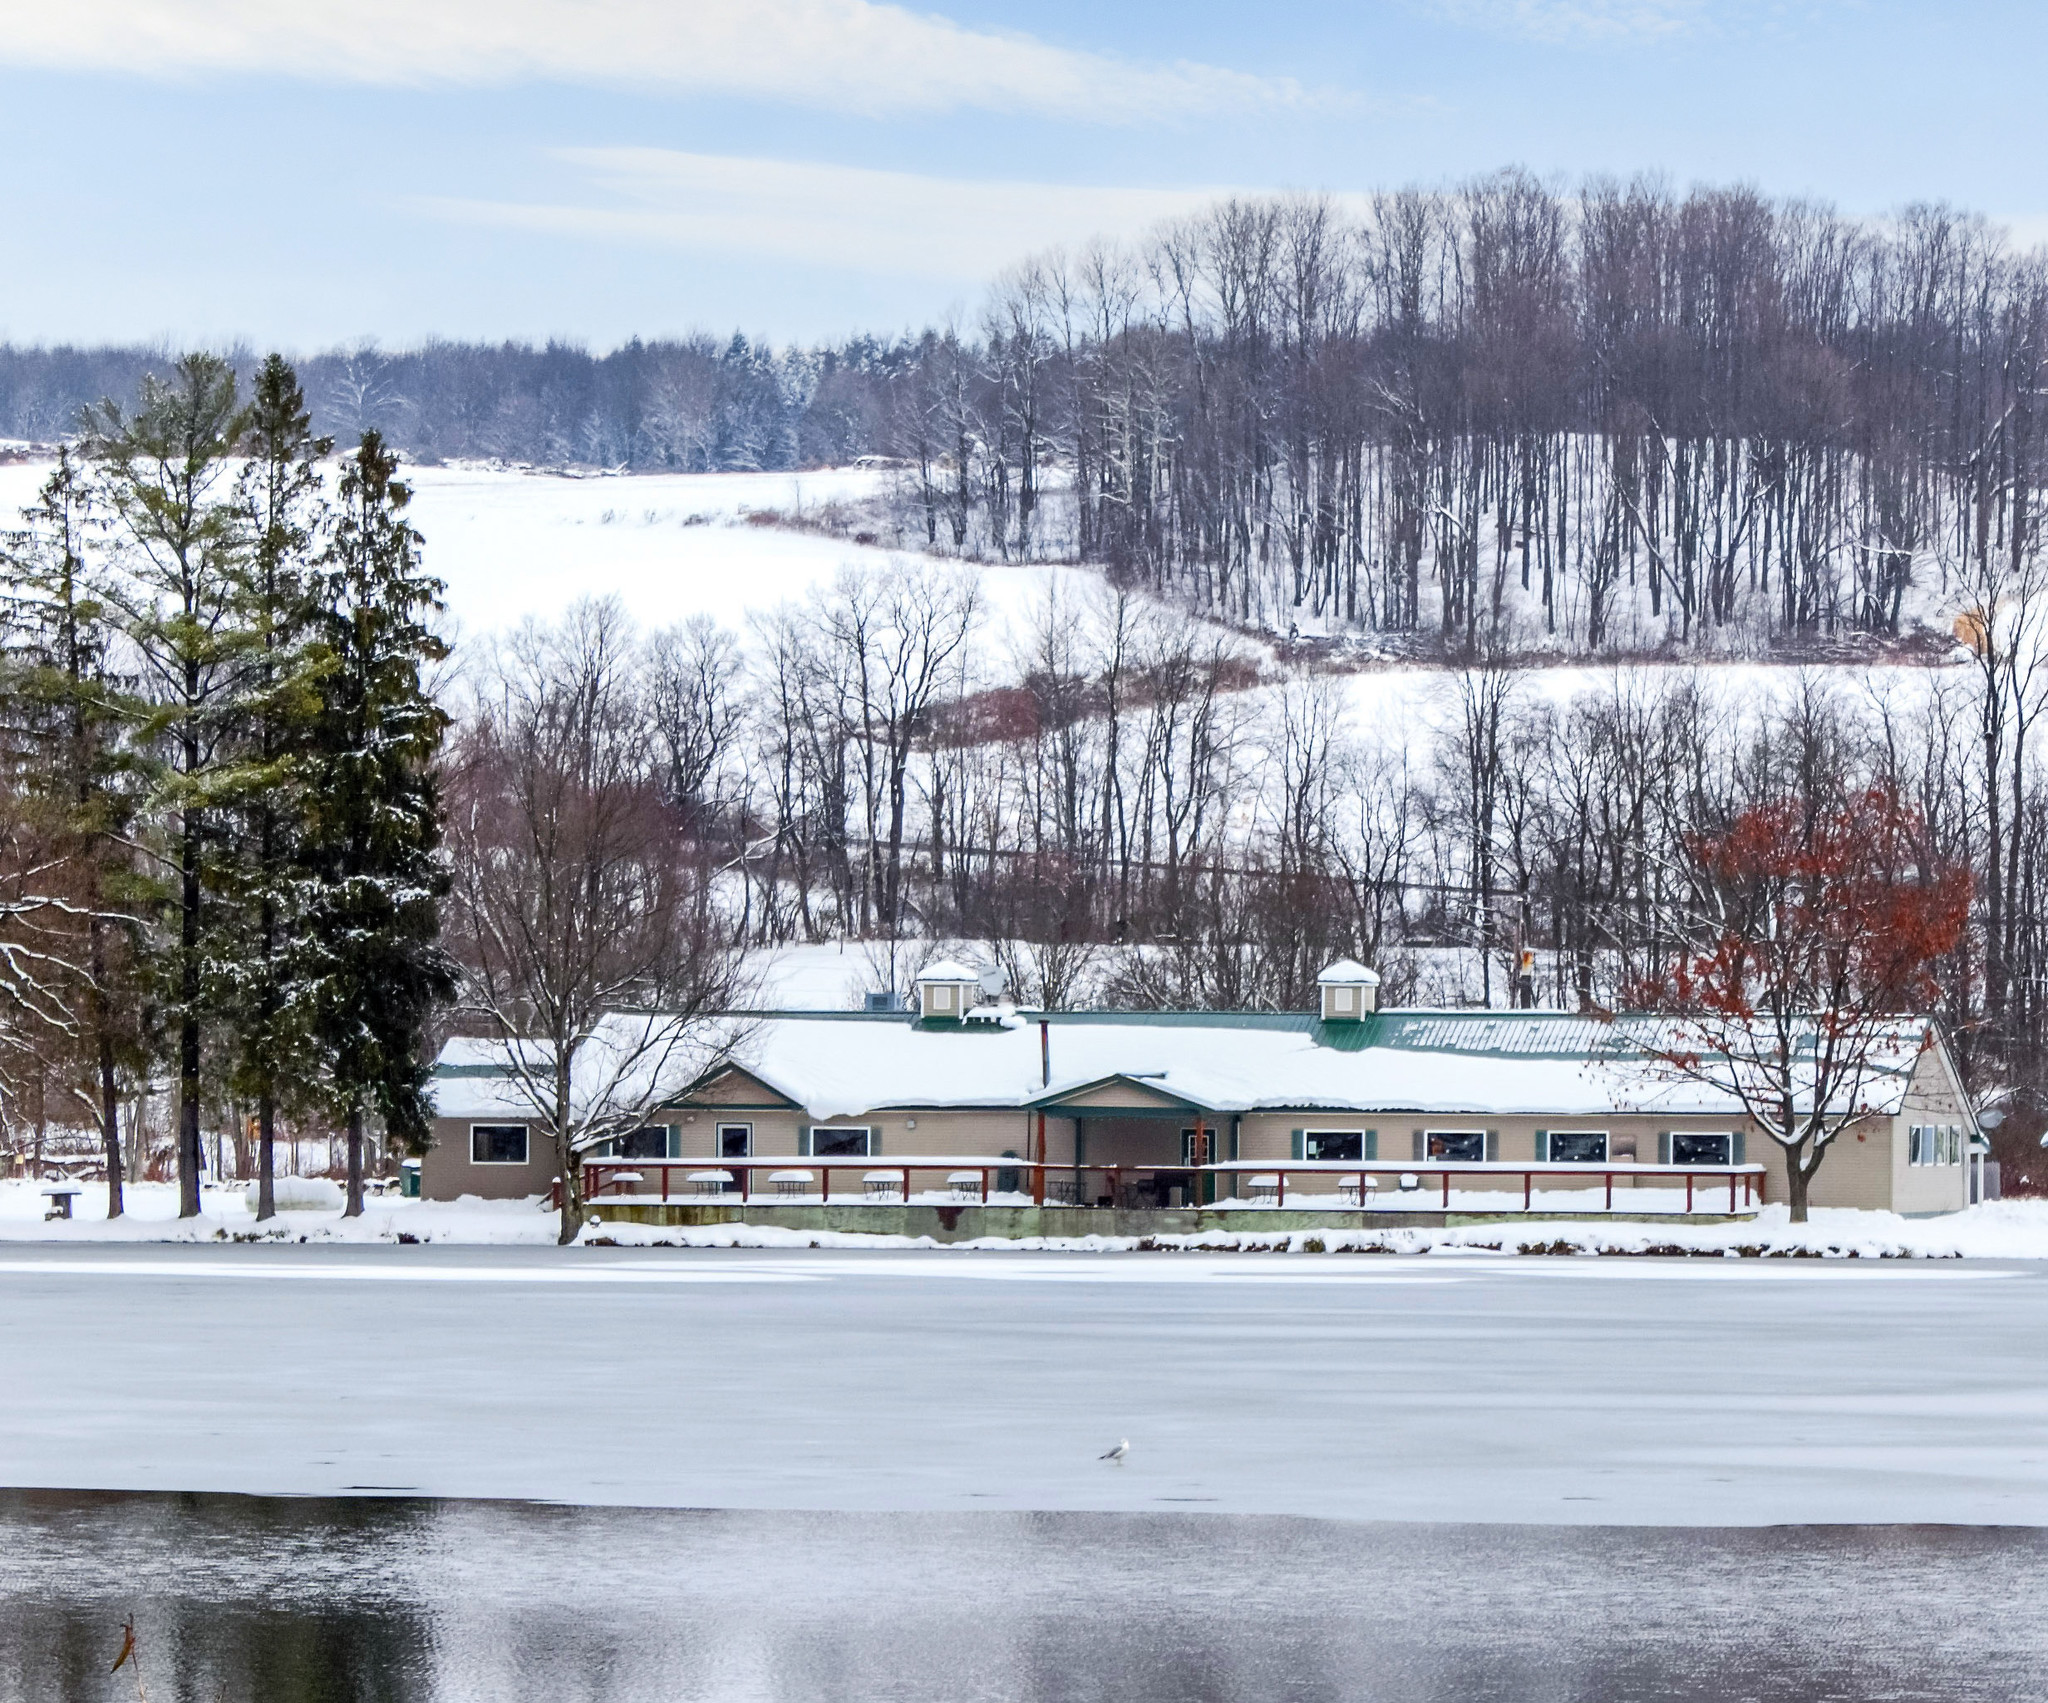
[
  {"left": 178, "top": 799, "right": 203, "bottom": 1218},
  {"left": 555, "top": 1057, "right": 581, "bottom": 1246},
  {"left": 99, "top": 1032, "right": 122, "bottom": 1220},
  {"left": 256, "top": 1093, "right": 277, "bottom": 1222},
  {"left": 556, "top": 1129, "right": 583, "bottom": 1246},
  {"left": 344, "top": 1101, "right": 365, "bottom": 1218},
  {"left": 1785, "top": 1147, "right": 1812, "bottom": 1224}
]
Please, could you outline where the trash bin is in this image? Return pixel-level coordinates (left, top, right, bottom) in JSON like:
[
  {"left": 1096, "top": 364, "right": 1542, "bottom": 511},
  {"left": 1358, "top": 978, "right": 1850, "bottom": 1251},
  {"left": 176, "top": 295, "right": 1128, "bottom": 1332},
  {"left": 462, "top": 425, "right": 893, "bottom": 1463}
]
[
  {"left": 996, "top": 1149, "right": 1020, "bottom": 1197},
  {"left": 401, "top": 1158, "right": 422, "bottom": 1199}
]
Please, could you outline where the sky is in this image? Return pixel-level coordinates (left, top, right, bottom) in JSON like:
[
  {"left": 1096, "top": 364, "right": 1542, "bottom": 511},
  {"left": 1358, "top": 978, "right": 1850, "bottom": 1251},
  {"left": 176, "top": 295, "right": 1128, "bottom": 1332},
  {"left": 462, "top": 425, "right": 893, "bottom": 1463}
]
[{"left": 0, "top": 0, "right": 2042, "bottom": 351}]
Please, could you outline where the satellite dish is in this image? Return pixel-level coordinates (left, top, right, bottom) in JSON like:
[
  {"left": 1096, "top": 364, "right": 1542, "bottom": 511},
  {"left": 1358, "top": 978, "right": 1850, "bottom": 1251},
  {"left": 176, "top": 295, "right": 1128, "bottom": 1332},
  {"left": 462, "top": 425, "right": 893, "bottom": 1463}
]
[{"left": 977, "top": 968, "right": 1005, "bottom": 999}]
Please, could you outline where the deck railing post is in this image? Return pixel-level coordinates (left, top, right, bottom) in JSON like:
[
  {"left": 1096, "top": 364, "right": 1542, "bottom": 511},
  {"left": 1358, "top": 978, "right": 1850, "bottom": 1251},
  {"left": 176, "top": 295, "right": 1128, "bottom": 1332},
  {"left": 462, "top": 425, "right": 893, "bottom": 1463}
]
[
  {"left": 1605, "top": 1172, "right": 1612, "bottom": 1211},
  {"left": 1277, "top": 1169, "right": 1286, "bottom": 1210},
  {"left": 1686, "top": 1173, "right": 1694, "bottom": 1214},
  {"left": 1441, "top": 1170, "right": 1450, "bottom": 1210},
  {"left": 1524, "top": 1171, "right": 1531, "bottom": 1211}
]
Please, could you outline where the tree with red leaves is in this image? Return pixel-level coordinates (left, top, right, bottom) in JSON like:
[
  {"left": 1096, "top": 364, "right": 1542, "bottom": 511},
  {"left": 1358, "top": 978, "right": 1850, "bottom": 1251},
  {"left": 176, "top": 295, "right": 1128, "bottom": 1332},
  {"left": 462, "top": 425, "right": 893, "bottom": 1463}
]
[{"left": 1630, "top": 785, "right": 1971, "bottom": 1223}]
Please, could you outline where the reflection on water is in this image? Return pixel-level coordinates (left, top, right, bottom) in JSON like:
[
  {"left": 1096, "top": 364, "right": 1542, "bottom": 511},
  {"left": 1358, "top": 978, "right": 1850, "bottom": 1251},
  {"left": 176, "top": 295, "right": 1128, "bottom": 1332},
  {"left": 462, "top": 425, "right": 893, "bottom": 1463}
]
[{"left": 0, "top": 1490, "right": 2033, "bottom": 1702}]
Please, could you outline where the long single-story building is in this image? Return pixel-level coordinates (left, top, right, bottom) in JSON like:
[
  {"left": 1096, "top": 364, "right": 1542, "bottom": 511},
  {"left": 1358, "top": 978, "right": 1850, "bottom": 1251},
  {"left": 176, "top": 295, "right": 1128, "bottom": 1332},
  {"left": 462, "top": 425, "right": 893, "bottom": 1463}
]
[{"left": 424, "top": 960, "right": 1982, "bottom": 1219}]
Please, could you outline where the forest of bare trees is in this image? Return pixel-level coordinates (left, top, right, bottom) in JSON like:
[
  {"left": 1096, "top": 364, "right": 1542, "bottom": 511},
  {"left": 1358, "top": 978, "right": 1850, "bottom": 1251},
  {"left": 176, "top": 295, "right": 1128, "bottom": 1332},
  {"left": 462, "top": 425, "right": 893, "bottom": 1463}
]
[{"left": 10, "top": 173, "right": 2042, "bottom": 660}]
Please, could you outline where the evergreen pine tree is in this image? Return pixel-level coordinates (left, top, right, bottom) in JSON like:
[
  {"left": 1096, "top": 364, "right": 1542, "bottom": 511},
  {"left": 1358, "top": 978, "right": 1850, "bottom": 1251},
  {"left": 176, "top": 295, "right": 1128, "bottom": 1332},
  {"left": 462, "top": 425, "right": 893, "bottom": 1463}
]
[
  {"left": 224, "top": 355, "right": 331, "bottom": 1222},
  {"left": 0, "top": 450, "right": 149, "bottom": 1215},
  {"left": 85, "top": 354, "right": 254, "bottom": 1217},
  {"left": 296, "top": 431, "right": 455, "bottom": 1216}
]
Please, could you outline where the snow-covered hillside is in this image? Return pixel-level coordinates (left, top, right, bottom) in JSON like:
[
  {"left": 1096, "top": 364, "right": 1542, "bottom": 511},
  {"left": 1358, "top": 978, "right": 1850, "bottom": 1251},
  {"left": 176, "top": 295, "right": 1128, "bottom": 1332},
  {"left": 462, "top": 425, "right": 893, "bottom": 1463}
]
[
  {"left": 0, "top": 454, "right": 1972, "bottom": 730},
  {"left": 0, "top": 458, "right": 1100, "bottom": 643}
]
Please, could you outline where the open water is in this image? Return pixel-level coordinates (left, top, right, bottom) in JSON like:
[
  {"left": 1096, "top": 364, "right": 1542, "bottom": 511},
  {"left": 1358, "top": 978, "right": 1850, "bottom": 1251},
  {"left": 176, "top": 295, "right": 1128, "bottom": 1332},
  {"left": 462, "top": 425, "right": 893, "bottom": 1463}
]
[{"left": 0, "top": 1491, "right": 2034, "bottom": 1703}]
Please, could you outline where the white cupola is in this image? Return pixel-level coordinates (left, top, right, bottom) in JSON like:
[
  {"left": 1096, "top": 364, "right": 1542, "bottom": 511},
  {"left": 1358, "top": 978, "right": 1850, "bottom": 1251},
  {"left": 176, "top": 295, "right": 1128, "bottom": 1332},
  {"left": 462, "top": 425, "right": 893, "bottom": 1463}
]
[
  {"left": 914, "top": 959, "right": 981, "bottom": 1022},
  {"left": 1317, "top": 959, "right": 1380, "bottom": 1022}
]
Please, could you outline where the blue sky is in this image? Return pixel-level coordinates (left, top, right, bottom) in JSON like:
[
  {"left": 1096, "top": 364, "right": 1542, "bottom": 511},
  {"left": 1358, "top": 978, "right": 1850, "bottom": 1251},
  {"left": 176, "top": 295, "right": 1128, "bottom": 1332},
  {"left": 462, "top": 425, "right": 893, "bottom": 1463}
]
[{"left": 0, "top": 0, "right": 2039, "bottom": 350}]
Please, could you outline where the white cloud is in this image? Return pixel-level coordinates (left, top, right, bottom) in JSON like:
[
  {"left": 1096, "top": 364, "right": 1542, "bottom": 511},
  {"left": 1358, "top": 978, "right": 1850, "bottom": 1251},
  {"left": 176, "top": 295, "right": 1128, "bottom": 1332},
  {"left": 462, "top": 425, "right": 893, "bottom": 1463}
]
[
  {"left": 418, "top": 149, "right": 1254, "bottom": 280},
  {"left": 1427, "top": 0, "right": 1706, "bottom": 42},
  {"left": 0, "top": 0, "right": 1312, "bottom": 120}
]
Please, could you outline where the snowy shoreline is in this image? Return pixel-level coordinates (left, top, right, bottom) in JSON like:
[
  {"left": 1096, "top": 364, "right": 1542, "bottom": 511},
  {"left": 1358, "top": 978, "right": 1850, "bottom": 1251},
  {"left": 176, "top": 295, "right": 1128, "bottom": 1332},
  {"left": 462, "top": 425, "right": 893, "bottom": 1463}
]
[{"left": 8, "top": 1181, "right": 2048, "bottom": 1261}]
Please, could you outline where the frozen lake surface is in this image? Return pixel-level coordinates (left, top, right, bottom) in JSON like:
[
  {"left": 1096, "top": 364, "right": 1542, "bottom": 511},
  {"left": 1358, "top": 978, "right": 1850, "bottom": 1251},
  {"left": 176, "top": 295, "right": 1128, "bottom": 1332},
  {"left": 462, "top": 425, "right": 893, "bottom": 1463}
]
[
  {"left": 0, "top": 1490, "right": 2032, "bottom": 1703},
  {"left": 0, "top": 1245, "right": 2042, "bottom": 1525}
]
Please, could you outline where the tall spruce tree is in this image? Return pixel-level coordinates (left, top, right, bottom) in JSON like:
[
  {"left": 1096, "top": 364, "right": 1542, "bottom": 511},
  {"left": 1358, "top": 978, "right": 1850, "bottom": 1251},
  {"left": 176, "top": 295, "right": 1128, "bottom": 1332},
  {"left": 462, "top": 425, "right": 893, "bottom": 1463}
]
[
  {"left": 0, "top": 450, "right": 148, "bottom": 1215},
  {"left": 297, "top": 431, "right": 455, "bottom": 1216},
  {"left": 226, "top": 356, "right": 331, "bottom": 1222},
  {"left": 84, "top": 356, "right": 255, "bottom": 1216}
]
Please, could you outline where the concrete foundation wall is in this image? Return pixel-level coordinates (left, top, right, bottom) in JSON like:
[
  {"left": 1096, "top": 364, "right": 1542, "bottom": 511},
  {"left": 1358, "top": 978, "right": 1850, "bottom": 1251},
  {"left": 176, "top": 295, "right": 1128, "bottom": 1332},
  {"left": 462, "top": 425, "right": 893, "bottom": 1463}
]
[{"left": 585, "top": 1201, "right": 1759, "bottom": 1242}]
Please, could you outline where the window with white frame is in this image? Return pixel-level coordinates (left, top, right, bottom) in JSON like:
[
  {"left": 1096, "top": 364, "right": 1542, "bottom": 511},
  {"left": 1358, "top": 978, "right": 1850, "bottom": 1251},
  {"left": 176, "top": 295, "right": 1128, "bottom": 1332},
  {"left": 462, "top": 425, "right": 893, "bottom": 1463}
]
[
  {"left": 1547, "top": 1131, "right": 1609, "bottom": 1164},
  {"left": 718, "top": 1123, "right": 752, "bottom": 1160},
  {"left": 811, "top": 1126, "right": 872, "bottom": 1158},
  {"left": 1911, "top": 1124, "right": 1963, "bottom": 1167},
  {"left": 1304, "top": 1130, "right": 1365, "bottom": 1162},
  {"left": 470, "top": 1124, "right": 529, "bottom": 1165},
  {"left": 1426, "top": 1131, "right": 1485, "bottom": 1162},
  {"left": 1671, "top": 1132, "right": 1733, "bottom": 1166}
]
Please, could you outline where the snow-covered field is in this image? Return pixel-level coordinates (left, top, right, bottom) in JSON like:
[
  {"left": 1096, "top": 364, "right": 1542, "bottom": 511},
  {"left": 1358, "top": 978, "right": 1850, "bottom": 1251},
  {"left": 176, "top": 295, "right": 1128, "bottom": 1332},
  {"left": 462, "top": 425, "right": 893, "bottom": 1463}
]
[{"left": 0, "top": 459, "right": 1101, "bottom": 646}]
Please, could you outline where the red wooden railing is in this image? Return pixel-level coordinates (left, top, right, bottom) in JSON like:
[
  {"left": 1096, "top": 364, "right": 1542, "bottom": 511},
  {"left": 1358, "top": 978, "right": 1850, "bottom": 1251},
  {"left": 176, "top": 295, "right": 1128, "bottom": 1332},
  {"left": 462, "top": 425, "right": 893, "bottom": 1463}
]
[{"left": 571, "top": 1157, "right": 1764, "bottom": 1215}]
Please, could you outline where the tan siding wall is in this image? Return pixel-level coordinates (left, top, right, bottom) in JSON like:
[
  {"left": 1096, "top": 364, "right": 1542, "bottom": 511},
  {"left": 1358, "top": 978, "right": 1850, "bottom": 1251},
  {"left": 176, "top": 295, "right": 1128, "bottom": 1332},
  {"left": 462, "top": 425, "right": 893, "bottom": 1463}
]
[
  {"left": 665, "top": 1105, "right": 1039, "bottom": 1167},
  {"left": 1234, "top": 1111, "right": 1755, "bottom": 1197},
  {"left": 422, "top": 1116, "right": 555, "bottom": 1201},
  {"left": 1890, "top": 1044, "right": 1972, "bottom": 1214}
]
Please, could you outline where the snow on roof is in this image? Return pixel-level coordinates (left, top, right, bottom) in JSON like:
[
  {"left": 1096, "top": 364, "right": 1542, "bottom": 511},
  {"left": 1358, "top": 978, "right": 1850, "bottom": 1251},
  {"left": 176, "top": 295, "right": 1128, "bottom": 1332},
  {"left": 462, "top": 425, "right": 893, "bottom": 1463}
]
[
  {"left": 432, "top": 1008, "right": 1943, "bottom": 1127},
  {"left": 914, "top": 959, "right": 980, "bottom": 983},
  {"left": 1317, "top": 959, "right": 1380, "bottom": 984}
]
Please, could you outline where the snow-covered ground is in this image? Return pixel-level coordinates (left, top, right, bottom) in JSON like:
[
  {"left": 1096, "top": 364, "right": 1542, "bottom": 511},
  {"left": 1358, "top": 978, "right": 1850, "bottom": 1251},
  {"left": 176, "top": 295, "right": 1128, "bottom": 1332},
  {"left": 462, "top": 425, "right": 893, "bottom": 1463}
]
[
  {"left": 9, "top": 1179, "right": 2048, "bottom": 1259},
  {"left": 0, "top": 1238, "right": 2040, "bottom": 1523},
  {"left": 0, "top": 459, "right": 1099, "bottom": 646}
]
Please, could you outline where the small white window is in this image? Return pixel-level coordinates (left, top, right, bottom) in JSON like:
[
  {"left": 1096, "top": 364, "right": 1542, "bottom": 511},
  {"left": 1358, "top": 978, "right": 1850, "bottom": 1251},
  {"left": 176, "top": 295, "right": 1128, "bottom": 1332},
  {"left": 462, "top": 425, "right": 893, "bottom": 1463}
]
[
  {"left": 1671, "top": 1132, "right": 1732, "bottom": 1166},
  {"left": 718, "top": 1123, "right": 752, "bottom": 1160},
  {"left": 1426, "top": 1131, "right": 1485, "bottom": 1162},
  {"left": 1305, "top": 1130, "right": 1364, "bottom": 1162},
  {"left": 470, "top": 1124, "right": 529, "bottom": 1165},
  {"left": 1548, "top": 1131, "right": 1609, "bottom": 1164},
  {"left": 812, "top": 1126, "right": 872, "bottom": 1158},
  {"left": 1332, "top": 985, "right": 1355, "bottom": 1013},
  {"left": 931, "top": 985, "right": 954, "bottom": 1013}
]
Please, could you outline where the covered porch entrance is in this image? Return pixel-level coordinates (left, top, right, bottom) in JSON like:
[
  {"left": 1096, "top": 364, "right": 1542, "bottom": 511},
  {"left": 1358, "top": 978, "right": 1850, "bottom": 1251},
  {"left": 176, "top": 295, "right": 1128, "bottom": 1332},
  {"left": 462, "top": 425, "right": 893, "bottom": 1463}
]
[{"left": 1028, "top": 1074, "right": 1233, "bottom": 1209}]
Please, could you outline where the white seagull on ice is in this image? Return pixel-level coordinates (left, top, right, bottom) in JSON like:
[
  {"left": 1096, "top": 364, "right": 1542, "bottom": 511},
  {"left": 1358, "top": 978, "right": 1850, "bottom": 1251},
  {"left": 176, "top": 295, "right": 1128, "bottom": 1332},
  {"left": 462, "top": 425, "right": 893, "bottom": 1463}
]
[{"left": 1099, "top": 1438, "right": 1130, "bottom": 1464}]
